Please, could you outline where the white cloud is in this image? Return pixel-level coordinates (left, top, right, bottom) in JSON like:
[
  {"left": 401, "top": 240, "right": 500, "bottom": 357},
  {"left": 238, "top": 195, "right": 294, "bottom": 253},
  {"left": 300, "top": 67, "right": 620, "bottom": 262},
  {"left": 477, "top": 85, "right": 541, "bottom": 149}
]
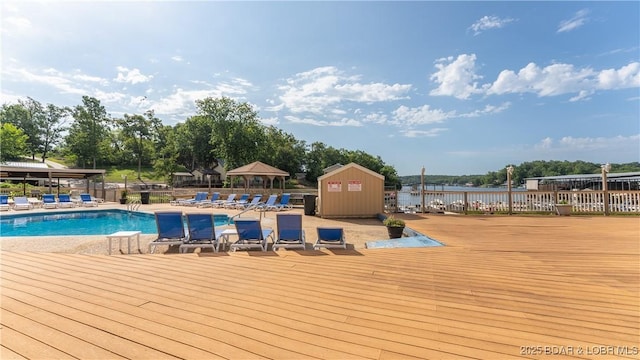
[
  {"left": 458, "top": 102, "right": 511, "bottom": 117},
  {"left": 260, "top": 117, "right": 279, "bottom": 126},
  {"left": 597, "top": 62, "right": 640, "bottom": 90},
  {"left": 488, "top": 62, "right": 595, "bottom": 97},
  {"left": 277, "top": 66, "right": 411, "bottom": 114},
  {"left": 430, "top": 54, "right": 482, "bottom": 99},
  {"left": 536, "top": 137, "right": 554, "bottom": 150},
  {"left": 3, "top": 16, "right": 31, "bottom": 31},
  {"left": 469, "top": 15, "right": 516, "bottom": 36},
  {"left": 390, "top": 102, "right": 509, "bottom": 135},
  {"left": 114, "top": 66, "right": 153, "bottom": 84},
  {"left": 362, "top": 112, "right": 388, "bottom": 124},
  {"left": 534, "top": 134, "right": 640, "bottom": 151},
  {"left": 558, "top": 9, "right": 590, "bottom": 33},
  {"left": 487, "top": 61, "right": 640, "bottom": 99},
  {"left": 93, "top": 89, "right": 127, "bottom": 103},
  {"left": 5, "top": 67, "right": 86, "bottom": 95},
  {"left": 284, "top": 115, "right": 362, "bottom": 127},
  {"left": 401, "top": 128, "right": 448, "bottom": 138},
  {"left": 72, "top": 72, "right": 109, "bottom": 86},
  {"left": 171, "top": 55, "right": 184, "bottom": 62},
  {"left": 392, "top": 105, "right": 454, "bottom": 125},
  {"left": 569, "top": 90, "right": 591, "bottom": 102},
  {"left": 432, "top": 54, "right": 639, "bottom": 101}
]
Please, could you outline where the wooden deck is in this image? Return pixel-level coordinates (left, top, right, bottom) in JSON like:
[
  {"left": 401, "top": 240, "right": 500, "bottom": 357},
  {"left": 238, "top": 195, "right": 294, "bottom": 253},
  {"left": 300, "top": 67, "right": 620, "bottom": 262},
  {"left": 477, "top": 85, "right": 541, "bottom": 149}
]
[{"left": 1, "top": 215, "right": 639, "bottom": 359}]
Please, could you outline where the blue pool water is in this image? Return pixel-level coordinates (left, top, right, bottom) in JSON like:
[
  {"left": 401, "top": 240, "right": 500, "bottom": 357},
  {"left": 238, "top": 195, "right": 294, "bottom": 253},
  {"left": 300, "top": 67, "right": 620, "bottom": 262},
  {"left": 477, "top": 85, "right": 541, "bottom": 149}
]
[
  {"left": 0, "top": 210, "right": 230, "bottom": 237},
  {"left": 366, "top": 236, "right": 444, "bottom": 249}
]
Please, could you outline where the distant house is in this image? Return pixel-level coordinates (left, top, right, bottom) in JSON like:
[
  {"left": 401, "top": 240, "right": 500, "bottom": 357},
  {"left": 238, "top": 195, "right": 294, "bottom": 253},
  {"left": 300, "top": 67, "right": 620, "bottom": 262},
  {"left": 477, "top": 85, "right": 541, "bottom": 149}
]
[
  {"left": 172, "top": 162, "right": 226, "bottom": 188},
  {"left": 323, "top": 163, "right": 343, "bottom": 174},
  {"left": 172, "top": 172, "right": 194, "bottom": 187}
]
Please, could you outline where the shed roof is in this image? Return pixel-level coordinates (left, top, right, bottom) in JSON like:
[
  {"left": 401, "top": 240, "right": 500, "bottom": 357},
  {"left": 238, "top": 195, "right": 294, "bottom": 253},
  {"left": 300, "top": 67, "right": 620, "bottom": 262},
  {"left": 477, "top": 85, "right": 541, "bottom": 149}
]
[
  {"left": 318, "top": 162, "right": 384, "bottom": 181},
  {"left": 226, "top": 161, "right": 289, "bottom": 177}
]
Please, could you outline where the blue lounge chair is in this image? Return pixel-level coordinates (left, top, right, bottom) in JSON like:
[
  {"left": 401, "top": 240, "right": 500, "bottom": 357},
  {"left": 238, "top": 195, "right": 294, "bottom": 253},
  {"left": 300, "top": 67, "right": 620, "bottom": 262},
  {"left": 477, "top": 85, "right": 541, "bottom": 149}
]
[
  {"left": 0, "top": 195, "right": 9, "bottom": 211},
  {"left": 80, "top": 193, "right": 98, "bottom": 207},
  {"left": 255, "top": 194, "right": 278, "bottom": 211},
  {"left": 313, "top": 227, "right": 346, "bottom": 250},
  {"left": 57, "top": 194, "right": 76, "bottom": 208},
  {"left": 267, "top": 193, "right": 292, "bottom": 211},
  {"left": 42, "top": 194, "right": 58, "bottom": 209},
  {"left": 179, "top": 192, "right": 207, "bottom": 206},
  {"left": 213, "top": 193, "right": 236, "bottom": 208},
  {"left": 273, "top": 213, "right": 306, "bottom": 251},
  {"left": 196, "top": 192, "right": 220, "bottom": 208},
  {"left": 149, "top": 211, "right": 187, "bottom": 254},
  {"left": 224, "top": 193, "right": 250, "bottom": 209},
  {"left": 180, "top": 213, "right": 224, "bottom": 253},
  {"left": 230, "top": 218, "right": 274, "bottom": 252},
  {"left": 236, "top": 194, "right": 262, "bottom": 209},
  {"left": 13, "top": 196, "right": 33, "bottom": 210}
]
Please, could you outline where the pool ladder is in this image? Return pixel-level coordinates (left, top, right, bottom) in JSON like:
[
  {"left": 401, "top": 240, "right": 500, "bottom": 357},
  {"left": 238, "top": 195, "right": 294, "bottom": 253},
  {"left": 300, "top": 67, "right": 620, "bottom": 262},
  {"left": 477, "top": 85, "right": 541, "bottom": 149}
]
[
  {"left": 228, "top": 203, "right": 263, "bottom": 224},
  {"left": 126, "top": 199, "right": 141, "bottom": 212}
]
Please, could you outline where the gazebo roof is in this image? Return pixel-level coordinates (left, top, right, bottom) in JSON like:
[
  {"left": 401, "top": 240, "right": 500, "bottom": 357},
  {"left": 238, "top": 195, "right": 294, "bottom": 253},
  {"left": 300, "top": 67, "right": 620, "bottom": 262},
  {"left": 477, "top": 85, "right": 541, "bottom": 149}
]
[{"left": 226, "top": 161, "right": 289, "bottom": 177}]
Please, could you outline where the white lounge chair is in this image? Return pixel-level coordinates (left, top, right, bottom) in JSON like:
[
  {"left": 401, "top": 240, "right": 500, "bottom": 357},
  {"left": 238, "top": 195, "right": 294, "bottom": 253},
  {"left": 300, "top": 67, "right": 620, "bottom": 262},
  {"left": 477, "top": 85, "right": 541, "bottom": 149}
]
[{"left": 13, "top": 196, "right": 33, "bottom": 211}]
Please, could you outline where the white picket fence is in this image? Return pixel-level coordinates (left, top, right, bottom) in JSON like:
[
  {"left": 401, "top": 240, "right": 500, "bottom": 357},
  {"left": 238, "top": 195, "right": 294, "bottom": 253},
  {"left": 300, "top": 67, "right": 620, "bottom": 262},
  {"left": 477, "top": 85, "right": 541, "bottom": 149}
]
[{"left": 385, "top": 190, "right": 640, "bottom": 215}]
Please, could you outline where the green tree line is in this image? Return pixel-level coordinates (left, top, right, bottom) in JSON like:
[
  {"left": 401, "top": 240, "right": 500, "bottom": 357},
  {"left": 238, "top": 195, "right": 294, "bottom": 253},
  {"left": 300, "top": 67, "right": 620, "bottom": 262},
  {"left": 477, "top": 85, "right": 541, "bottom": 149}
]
[
  {"left": 400, "top": 160, "right": 640, "bottom": 187},
  {"left": 0, "top": 96, "right": 401, "bottom": 188}
]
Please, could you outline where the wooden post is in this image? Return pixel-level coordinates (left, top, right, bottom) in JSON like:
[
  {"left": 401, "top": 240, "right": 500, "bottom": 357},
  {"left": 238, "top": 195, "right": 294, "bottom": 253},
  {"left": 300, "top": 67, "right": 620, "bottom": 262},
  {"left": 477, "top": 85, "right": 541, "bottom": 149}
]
[
  {"left": 602, "top": 164, "right": 610, "bottom": 216},
  {"left": 420, "top": 166, "right": 425, "bottom": 214},
  {"left": 507, "top": 165, "right": 514, "bottom": 215}
]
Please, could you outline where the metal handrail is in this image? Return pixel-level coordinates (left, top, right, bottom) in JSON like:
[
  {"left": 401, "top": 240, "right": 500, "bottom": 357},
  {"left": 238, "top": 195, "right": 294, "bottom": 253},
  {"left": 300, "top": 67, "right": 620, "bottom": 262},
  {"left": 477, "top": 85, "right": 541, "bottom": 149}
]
[
  {"left": 127, "top": 199, "right": 141, "bottom": 212},
  {"left": 228, "top": 203, "right": 263, "bottom": 224}
]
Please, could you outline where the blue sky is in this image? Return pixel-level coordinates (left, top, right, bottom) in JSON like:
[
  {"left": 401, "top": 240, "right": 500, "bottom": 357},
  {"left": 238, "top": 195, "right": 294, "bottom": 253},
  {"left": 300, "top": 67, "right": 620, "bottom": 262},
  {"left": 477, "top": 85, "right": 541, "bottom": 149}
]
[{"left": 2, "top": 1, "right": 639, "bottom": 176}]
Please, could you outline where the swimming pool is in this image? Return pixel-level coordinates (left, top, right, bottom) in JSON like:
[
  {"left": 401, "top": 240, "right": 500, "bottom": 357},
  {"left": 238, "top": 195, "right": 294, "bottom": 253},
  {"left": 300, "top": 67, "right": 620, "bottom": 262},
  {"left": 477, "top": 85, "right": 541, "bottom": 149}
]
[{"left": 0, "top": 210, "right": 231, "bottom": 237}]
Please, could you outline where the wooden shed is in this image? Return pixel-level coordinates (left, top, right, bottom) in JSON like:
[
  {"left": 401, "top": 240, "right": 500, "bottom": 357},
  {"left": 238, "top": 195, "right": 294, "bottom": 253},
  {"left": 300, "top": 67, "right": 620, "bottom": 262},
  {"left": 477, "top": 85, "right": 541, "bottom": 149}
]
[{"left": 317, "top": 162, "right": 385, "bottom": 218}]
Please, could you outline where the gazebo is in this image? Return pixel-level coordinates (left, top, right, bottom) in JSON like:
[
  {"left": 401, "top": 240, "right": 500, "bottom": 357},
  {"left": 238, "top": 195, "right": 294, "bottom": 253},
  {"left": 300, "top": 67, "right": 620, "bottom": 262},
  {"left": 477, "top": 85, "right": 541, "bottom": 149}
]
[{"left": 226, "top": 161, "right": 289, "bottom": 191}]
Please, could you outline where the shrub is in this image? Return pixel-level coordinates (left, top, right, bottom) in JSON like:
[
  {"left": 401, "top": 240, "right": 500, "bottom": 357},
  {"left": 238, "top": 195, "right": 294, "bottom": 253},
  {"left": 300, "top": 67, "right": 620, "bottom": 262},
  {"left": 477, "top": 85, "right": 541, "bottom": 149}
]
[{"left": 383, "top": 215, "right": 405, "bottom": 227}]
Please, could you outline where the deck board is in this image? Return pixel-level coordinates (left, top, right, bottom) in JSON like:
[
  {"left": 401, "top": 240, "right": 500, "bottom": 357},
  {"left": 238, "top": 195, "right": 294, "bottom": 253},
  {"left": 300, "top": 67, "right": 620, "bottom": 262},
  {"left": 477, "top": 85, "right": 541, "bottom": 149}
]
[{"left": 1, "top": 215, "right": 638, "bottom": 359}]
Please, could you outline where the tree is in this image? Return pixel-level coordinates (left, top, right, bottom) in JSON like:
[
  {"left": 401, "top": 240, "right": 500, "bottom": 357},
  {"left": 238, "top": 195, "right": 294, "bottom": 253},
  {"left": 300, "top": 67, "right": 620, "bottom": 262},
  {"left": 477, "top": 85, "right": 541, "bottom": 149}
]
[
  {"left": 1, "top": 99, "right": 70, "bottom": 162},
  {"left": 0, "top": 123, "right": 29, "bottom": 161},
  {"left": 261, "top": 126, "right": 306, "bottom": 178},
  {"left": 153, "top": 124, "right": 182, "bottom": 185},
  {"left": 174, "top": 115, "right": 217, "bottom": 170},
  {"left": 66, "top": 96, "right": 111, "bottom": 168},
  {"left": 196, "top": 97, "right": 264, "bottom": 169},
  {"left": 40, "top": 104, "right": 70, "bottom": 162},
  {"left": 117, "top": 110, "right": 161, "bottom": 179},
  {"left": 0, "top": 98, "right": 44, "bottom": 160}
]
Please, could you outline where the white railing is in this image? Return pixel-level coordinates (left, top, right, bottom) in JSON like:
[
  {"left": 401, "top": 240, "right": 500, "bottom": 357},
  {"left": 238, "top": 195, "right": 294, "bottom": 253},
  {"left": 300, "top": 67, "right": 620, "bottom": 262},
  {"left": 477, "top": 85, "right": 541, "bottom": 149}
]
[{"left": 387, "top": 190, "right": 640, "bottom": 215}]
